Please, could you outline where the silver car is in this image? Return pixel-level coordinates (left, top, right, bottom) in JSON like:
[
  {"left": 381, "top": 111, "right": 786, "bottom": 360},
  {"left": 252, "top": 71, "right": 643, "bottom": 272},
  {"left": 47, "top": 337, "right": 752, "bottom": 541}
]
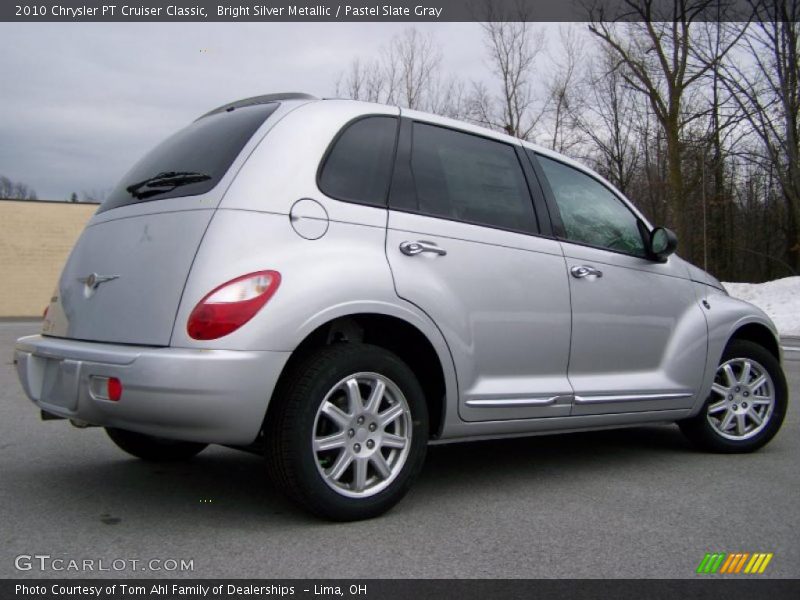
[{"left": 15, "top": 93, "right": 788, "bottom": 520}]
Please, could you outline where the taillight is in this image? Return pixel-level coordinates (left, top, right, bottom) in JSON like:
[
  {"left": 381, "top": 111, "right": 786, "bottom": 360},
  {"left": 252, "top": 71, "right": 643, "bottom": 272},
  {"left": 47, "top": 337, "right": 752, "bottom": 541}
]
[
  {"left": 89, "top": 376, "right": 123, "bottom": 401},
  {"left": 43, "top": 305, "right": 49, "bottom": 319},
  {"left": 107, "top": 377, "right": 123, "bottom": 401},
  {"left": 187, "top": 270, "right": 281, "bottom": 340}
]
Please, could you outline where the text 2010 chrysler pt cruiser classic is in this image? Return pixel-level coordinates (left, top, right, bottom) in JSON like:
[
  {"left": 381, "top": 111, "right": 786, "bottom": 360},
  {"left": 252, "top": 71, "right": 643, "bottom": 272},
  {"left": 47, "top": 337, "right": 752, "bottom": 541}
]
[{"left": 15, "top": 93, "right": 788, "bottom": 520}]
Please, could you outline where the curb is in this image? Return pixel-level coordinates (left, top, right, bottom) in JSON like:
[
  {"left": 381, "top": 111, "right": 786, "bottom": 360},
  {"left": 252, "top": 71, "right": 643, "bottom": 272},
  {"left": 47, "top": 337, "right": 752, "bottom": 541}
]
[
  {"left": 781, "top": 336, "right": 800, "bottom": 362},
  {"left": 0, "top": 317, "right": 41, "bottom": 323}
]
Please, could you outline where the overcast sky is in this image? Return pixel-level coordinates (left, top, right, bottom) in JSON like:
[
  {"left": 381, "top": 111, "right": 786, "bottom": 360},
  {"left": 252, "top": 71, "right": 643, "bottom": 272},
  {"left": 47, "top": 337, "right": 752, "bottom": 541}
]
[{"left": 0, "top": 22, "right": 572, "bottom": 200}]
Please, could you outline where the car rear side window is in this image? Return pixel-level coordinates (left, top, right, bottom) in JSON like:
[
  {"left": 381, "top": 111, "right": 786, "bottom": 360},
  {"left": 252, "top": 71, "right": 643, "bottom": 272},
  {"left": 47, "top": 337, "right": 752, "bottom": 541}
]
[
  {"left": 404, "top": 123, "right": 537, "bottom": 234},
  {"left": 99, "top": 102, "right": 279, "bottom": 213},
  {"left": 318, "top": 116, "right": 399, "bottom": 207}
]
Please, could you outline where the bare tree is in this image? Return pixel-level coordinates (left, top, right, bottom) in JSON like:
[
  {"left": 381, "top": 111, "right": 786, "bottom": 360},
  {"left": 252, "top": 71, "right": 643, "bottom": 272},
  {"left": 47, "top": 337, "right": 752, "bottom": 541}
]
[
  {"left": 427, "top": 76, "right": 470, "bottom": 120},
  {"left": 577, "top": 45, "right": 642, "bottom": 194},
  {"left": 391, "top": 28, "right": 442, "bottom": 110},
  {"left": 636, "top": 104, "right": 671, "bottom": 226},
  {"left": 720, "top": 0, "right": 800, "bottom": 272},
  {"left": 470, "top": 5, "right": 546, "bottom": 139},
  {"left": 544, "top": 25, "right": 586, "bottom": 153},
  {"left": 687, "top": 16, "right": 753, "bottom": 276},
  {"left": 0, "top": 175, "right": 37, "bottom": 200},
  {"left": 335, "top": 28, "right": 455, "bottom": 113},
  {"left": 588, "top": 0, "right": 744, "bottom": 261},
  {"left": 335, "top": 58, "right": 385, "bottom": 103}
]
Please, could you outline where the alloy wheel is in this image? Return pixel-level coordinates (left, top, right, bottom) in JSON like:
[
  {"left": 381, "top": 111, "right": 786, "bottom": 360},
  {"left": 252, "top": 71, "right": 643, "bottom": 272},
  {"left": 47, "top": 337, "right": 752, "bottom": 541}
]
[
  {"left": 706, "top": 357, "right": 775, "bottom": 441},
  {"left": 312, "top": 372, "right": 412, "bottom": 498}
]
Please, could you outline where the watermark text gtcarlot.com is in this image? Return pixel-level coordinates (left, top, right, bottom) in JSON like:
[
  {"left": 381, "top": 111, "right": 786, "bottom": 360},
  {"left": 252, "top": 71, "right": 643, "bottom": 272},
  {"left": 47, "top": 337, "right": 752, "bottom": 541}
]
[{"left": 14, "top": 554, "right": 194, "bottom": 572}]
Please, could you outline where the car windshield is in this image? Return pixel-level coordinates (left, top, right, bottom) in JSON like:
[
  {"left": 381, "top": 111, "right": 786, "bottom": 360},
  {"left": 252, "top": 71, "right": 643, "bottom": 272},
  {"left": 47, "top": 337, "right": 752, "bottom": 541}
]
[{"left": 99, "top": 102, "right": 279, "bottom": 213}]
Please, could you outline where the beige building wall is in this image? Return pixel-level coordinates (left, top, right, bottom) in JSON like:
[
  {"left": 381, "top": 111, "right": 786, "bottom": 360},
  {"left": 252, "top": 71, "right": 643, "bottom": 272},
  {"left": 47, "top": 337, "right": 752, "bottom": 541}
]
[{"left": 0, "top": 200, "right": 97, "bottom": 317}]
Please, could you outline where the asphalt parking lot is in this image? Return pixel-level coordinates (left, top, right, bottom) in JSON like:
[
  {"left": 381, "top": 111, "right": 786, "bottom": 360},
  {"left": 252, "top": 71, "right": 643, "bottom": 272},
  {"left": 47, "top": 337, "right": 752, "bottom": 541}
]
[{"left": 1, "top": 321, "right": 798, "bottom": 579}]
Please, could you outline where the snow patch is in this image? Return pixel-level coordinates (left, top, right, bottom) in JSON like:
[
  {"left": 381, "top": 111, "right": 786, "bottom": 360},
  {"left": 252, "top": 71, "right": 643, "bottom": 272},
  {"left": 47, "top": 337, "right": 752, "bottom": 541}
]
[{"left": 722, "top": 277, "right": 800, "bottom": 337}]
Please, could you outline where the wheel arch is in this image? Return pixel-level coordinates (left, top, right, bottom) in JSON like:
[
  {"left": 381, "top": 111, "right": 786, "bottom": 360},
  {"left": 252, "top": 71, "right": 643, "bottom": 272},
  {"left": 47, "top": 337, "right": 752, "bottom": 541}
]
[
  {"left": 690, "top": 291, "right": 783, "bottom": 418},
  {"left": 728, "top": 322, "right": 781, "bottom": 361},
  {"left": 262, "top": 311, "right": 455, "bottom": 441}
]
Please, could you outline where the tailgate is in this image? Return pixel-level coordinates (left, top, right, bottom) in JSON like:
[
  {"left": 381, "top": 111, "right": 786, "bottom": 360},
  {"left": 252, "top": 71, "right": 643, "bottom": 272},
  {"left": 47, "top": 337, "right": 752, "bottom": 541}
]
[{"left": 46, "top": 209, "right": 213, "bottom": 346}]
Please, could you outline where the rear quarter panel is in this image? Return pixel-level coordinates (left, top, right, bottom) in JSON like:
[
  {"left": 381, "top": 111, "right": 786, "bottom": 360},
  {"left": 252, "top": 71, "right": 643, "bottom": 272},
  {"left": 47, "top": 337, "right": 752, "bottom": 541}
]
[{"left": 169, "top": 101, "right": 459, "bottom": 426}]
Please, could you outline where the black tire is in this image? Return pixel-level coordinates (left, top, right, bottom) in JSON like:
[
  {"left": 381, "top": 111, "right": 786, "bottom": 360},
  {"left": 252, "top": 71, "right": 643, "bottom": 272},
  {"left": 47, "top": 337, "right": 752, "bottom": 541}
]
[
  {"left": 679, "top": 339, "right": 787, "bottom": 453},
  {"left": 105, "top": 428, "right": 207, "bottom": 461},
  {"left": 266, "top": 343, "right": 429, "bottom": 521}
]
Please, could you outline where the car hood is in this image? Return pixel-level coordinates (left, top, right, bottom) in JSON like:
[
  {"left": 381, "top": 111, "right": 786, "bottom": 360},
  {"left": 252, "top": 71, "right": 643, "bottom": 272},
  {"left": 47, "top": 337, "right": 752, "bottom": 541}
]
[{"left": 681, "top": 259, "right": 726, "bottom": 292}]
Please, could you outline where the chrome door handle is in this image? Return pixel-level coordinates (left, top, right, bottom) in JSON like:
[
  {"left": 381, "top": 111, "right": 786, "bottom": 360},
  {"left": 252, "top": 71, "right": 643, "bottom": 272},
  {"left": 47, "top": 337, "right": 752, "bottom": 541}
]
[
  {"left": 399, "top": 240, "right": 447, "bottom": 256},
  {"left": 570, "top": 265, "right": 603, "bottom": 279}
]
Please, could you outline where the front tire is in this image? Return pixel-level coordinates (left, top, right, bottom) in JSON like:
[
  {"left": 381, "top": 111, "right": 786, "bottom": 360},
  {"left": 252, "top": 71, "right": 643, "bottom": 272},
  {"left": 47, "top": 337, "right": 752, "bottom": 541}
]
[
  {"left": 105, "top": 428, "right": 207, "bottom": 461},
  {"left": 266, "top": 343, "right": 428, "bottom": 521},
  {"left": 679, "top": 339, "right": 787, "bottom": 453}
]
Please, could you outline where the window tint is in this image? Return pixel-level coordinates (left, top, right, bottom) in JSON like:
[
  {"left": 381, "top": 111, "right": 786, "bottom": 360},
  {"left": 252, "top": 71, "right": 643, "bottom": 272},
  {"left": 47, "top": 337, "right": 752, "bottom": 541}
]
[
  {"left": 319, "top": 116, "right": 398, "bottom": 207},
  {"left": 538, "top": 156, "right": 646, "bottom": 256},
  {"left": 101, "top": 102, "right": 278, "bottom": 213},
  {"left": 408, "top": 123, "right": 537, "bottom": 233}
]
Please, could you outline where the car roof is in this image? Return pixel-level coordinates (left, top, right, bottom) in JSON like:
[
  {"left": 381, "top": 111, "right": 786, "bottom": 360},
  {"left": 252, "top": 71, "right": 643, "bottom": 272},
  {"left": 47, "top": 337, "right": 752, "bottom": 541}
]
[
  {"left": 211, "top": 93, "right": 654, "bottom": 229},
  {"left": 199, "top": 93, "right": 318, "bottom": 119}
]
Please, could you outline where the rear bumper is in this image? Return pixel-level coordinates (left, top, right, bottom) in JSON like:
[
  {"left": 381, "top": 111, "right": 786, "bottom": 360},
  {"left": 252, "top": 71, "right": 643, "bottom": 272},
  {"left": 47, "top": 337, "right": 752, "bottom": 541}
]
[{"left": 14, "top": 335, "right": 291, "bottom": 445}]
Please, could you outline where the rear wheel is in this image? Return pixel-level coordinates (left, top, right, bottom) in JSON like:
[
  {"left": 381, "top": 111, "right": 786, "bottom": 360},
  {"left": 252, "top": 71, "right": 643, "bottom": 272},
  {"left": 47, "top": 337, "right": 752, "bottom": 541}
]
[
  {"left": 105, "top": 428, "right": 207, "bottom": 461},
  {"left": 679, "top": 340, "right": 787, "bottom": 453},
  {"left": 266, "top": 343, "right": 428, "bottom": 521}
]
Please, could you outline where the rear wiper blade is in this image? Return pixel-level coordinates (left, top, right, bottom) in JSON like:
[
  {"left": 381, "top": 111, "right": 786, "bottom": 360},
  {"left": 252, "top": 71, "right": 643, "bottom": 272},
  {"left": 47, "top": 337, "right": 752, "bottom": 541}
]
[{"left": 126, "top": 171, "right": 211, "bottom": 199}]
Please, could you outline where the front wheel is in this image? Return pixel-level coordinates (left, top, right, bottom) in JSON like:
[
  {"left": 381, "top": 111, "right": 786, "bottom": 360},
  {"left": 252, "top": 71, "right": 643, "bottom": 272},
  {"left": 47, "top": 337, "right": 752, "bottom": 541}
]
[
  {"left": 266, "top": 343, "right": 428, "bottom": 521},
  {"left": 679, "top": 339, "right": 787, "bottom": 453}
]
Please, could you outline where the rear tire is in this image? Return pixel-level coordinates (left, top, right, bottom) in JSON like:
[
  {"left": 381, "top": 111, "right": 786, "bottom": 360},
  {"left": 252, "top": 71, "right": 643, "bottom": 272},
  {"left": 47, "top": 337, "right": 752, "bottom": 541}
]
[
  {"left": 106, "top": 428, "right": 207, "bottom": 461},
  {"left": 679, "top": 339, "right": 787, "bottom": 453},
  {"left": 266, "top": 343, "right": 428, "bottom": 521}
]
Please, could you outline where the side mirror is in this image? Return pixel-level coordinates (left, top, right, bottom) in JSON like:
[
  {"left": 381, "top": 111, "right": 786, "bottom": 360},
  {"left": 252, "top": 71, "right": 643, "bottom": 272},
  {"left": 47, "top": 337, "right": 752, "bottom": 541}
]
[{"left": 649, "top": 227, "right": 678, "bottom": 262}]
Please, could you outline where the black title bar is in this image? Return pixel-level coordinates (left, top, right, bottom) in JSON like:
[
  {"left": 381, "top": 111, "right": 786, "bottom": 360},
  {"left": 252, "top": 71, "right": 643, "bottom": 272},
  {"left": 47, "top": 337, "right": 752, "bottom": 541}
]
[
  {"left": 3, "top": 0, "right": 772, "bottom": 22},
  {"left": 4, "top": 579, "right": 800, "bottom": 600}
]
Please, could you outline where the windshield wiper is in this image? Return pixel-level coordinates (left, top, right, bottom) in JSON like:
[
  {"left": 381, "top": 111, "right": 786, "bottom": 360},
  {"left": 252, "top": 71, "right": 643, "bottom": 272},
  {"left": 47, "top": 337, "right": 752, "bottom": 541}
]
[{"left": 126, "top": 171, "right": 211, "bottom": 199}]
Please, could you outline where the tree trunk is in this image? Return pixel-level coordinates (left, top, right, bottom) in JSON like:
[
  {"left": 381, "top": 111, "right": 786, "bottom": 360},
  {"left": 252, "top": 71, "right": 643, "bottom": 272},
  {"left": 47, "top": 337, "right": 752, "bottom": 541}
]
[
  {"left": 665, "top": 121, "right": 690, "bottom": 260},
  {"left": 784, "top": 187, "right": 800, "bottom": 274}
]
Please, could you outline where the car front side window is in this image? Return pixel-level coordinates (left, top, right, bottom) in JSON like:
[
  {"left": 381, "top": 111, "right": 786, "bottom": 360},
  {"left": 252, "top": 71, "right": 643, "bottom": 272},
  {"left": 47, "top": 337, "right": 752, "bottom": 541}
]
[{"left": 537, "top": 155, "right": 647, "bottom": 257}]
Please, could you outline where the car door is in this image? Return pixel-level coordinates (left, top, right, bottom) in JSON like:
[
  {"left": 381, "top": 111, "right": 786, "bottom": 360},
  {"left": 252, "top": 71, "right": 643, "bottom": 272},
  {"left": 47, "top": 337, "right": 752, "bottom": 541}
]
[
  {"left": 385, "top": 116, "right": 574, "bottom": 422},
  {"left": 528, "top": 151, "right": 708, "bottom": 416}
]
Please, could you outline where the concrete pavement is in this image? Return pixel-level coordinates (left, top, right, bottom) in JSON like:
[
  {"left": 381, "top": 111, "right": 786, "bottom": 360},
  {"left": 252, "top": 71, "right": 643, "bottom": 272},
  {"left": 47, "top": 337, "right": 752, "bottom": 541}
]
[{"left": 2, "top": 321, "right": 798, "bottom": 579}]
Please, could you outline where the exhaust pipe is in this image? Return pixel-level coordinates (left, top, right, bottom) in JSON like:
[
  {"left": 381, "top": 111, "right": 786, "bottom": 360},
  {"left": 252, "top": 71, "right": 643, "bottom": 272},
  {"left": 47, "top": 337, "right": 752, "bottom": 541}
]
[
  {"left": 40, "top": 409, "right": 65, "bottom": 421},
  {"left": 40, "top": 410, "right": 96, "bottom": 428}
]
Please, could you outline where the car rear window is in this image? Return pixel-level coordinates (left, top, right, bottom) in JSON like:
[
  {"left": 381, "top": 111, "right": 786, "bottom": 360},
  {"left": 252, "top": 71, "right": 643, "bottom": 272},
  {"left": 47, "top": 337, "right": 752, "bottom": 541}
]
[{"left": 99, "top": 102, "right": 279, "bottom": 213}]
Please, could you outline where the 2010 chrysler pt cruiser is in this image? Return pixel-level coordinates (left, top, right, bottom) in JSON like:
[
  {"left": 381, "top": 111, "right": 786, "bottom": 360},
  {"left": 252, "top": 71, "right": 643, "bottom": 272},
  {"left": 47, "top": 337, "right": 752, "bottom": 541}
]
[{"left": 15, "top": 93, "right": 788, "bottom": 520}]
